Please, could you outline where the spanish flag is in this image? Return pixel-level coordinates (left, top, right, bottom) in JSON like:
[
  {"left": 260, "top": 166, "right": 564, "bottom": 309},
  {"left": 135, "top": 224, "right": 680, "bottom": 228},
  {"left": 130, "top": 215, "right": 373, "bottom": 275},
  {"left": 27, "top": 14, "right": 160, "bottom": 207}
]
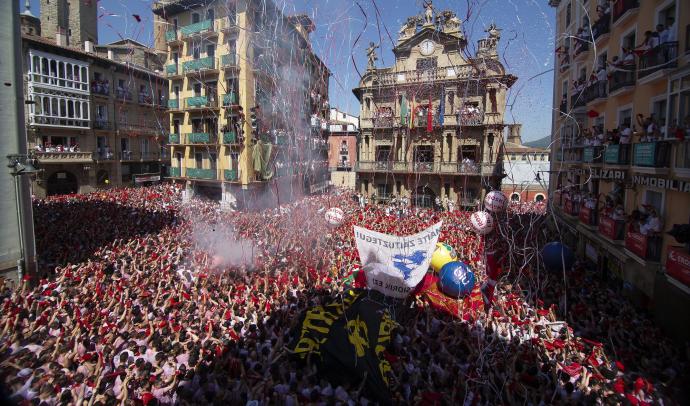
[{"left": 409, "top": 94, "right": 416, "bottom": 129}]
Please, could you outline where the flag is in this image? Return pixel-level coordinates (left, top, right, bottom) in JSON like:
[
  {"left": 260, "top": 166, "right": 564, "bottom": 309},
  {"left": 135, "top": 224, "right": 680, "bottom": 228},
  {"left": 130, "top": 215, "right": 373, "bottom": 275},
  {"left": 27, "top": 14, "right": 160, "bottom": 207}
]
[
  {"left": 409, "top": 94, "right": 416, "bottom": 129},
  {"left": 438, "top": 88, "right": 445, "bottom": 126},
  {"left": 400, "top": 94, "right": 408, "bottom": 127},
  {"left": 354, "top": 222, "right": 442, "bottom": 298},
  {"left": 426, "top": 95, "right": 433, "bottom": 133},
  {"left": 291, "top": 290, "right": 396, "bottom": 404}
]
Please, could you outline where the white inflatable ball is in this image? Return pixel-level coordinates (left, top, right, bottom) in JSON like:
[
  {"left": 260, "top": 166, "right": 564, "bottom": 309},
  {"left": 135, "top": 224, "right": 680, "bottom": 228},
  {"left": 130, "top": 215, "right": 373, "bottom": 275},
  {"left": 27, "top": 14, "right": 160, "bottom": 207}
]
[
  {"left": 484, "top": 191, "right": 508, "bottom": 213},
  {"left": 470, "top": 211, "right": 494, "bottom": 235},
  {"left": 325, "top": 207, "right": 345, "bottom": 226}
]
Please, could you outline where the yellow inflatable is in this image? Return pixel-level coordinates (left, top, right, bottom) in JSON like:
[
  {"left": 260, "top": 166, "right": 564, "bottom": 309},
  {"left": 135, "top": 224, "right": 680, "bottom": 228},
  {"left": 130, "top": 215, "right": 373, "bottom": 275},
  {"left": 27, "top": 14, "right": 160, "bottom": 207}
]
[{"left": 430, "top": 242, "right": 457, "bottom": 272}]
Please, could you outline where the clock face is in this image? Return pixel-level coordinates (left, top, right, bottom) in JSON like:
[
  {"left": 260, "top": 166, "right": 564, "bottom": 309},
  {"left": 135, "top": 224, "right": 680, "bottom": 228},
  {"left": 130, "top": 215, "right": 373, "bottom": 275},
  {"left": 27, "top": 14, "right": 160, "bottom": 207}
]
[{"left": 420, "top": 40, "right": 435, "bottom": 56}]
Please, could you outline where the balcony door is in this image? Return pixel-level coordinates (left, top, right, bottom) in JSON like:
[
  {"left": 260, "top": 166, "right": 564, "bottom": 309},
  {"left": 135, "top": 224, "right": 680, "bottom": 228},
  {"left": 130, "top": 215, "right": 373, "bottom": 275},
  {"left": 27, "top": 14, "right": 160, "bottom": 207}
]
[{"left": 195, "top": 152, "right": 203, "bottom": 169}]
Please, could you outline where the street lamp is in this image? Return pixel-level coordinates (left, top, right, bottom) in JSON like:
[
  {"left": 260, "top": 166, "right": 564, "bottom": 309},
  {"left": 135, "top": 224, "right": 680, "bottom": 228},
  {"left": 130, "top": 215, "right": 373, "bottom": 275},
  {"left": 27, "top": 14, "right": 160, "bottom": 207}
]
[{"left": 6, "top": 154, "right": 41, "bottom": 282}]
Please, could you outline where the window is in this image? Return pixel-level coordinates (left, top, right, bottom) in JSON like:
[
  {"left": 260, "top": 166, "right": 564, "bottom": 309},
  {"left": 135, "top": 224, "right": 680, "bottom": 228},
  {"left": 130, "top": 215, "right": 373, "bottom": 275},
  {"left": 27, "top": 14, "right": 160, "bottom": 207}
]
[
  {"left": 193, "top": 83, "right": 202, "bottom": 96},
  {"left": 173, "top": 119, "right": 180, "bottom": 134},
  {"left": 565, "top": 2, "right": 571, "bottom": 27},
  {"left": 206, "top": 44, "right": 215, "bottom": 58},
  {"left": 209, "top": 153, "right": 217, "bottom": 170},
  {"left": 416, "top": 57, "right": 438, "bottom": 71},
  {"left": 96, "top": 105, "right": 106, "bottom": 119},
  {"left": 622, "top": 31, "right": 636, "bottom": 52},
  {"left": 192, "top": 13, "right": 200, "bottom": 24},
  {"left": 375, "top": 146, "right": 391, "bottom": 162},
  {"left": 376, "top": 184, "right": 389, "bottom": 198},
  {"left": 120, "top": 138, "right": 129, "bottom": 152},
  {"left": 652, "top": 99, "right": 667, "bottom": 135},
  {"left": 644, "top": 190, "right": 663, "bottom": 216},
  {"left": 206, "top": 8, "right": 214, "bottom": 21},
  {"left": 535, "top": 194, "right": 545, "bottom": 202},
  {"left": 618, "top": 107, "right": 632, "bottom": 127},
  {"left": 511, "top": 193, "right": 520, "bottom": 202},
  {"left": 176, "top": 153, "right": 182, "bottom": 168},
  {"left": 414, "top": 145, "right": 434, "bottom": 163},
  {"left": 195, "top": 153, "right": 203, "bottom": 168},
  {"left": 193, "top": 46, "right": 200, "bottom": 60}
]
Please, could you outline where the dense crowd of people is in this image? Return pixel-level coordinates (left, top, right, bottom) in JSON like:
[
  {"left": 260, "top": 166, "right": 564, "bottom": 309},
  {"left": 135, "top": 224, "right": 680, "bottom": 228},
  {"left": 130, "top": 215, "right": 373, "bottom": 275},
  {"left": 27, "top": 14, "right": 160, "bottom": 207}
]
[{"left": 0, "top": 184, "right": 687, "bottom": 405}]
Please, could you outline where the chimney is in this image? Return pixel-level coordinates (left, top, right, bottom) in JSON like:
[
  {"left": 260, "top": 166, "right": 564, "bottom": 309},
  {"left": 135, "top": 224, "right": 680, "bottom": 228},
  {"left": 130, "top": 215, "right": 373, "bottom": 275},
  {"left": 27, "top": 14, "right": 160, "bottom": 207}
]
[
  {"left": 84, "top": 41, "right": 94, "bottom": 53},
  {"left": 507, "top": 124, "right": 522, "bottom": 145},
  {"left": 56, "top": 27, "right": 67, "bottom": 47},
  {"left": 107, "top": 49, "right": 114, "bottom": 60}
]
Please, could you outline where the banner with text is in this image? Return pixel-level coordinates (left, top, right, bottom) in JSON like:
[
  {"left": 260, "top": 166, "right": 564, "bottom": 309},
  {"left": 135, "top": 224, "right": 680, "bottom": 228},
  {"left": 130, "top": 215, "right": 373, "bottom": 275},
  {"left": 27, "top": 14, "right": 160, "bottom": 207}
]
[{"left": 354, "top": 222, "right": 442, "bottom": 298}]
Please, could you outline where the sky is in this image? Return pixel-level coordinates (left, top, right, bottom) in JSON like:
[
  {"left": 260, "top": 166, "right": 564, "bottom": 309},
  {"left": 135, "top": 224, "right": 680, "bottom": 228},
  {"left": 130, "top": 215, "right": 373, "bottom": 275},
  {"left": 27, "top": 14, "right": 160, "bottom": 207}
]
[{"left": 23, "top": 0, "right": 556, "bottom": 142}]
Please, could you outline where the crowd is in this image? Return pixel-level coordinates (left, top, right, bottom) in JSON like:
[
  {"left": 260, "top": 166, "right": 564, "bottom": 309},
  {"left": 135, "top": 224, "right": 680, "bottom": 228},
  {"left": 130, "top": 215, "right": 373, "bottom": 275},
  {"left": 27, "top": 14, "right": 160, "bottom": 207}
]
[{"left": 0, "top": 184, "right": 687, "bottom": 405}]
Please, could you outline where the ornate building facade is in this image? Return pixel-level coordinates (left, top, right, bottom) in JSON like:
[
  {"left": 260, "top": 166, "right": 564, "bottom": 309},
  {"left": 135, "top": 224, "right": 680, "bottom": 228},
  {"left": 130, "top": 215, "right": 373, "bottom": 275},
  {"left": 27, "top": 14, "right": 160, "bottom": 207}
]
[{"left": 353, "top": 4, "right": 516, "bottom": 207}]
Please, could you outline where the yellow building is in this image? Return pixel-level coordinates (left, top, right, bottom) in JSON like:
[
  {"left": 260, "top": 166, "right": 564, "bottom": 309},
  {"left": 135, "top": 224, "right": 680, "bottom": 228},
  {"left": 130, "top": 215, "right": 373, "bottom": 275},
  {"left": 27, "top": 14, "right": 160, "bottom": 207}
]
[
  {"left": 353, "top": 5, "right": 515, "bottom": 207},
  {"left": 548, "top": 0, "right": 690, "bottom": 341},
  {"left": 152, "top": 0, "right": 330, "bottom": 206}
]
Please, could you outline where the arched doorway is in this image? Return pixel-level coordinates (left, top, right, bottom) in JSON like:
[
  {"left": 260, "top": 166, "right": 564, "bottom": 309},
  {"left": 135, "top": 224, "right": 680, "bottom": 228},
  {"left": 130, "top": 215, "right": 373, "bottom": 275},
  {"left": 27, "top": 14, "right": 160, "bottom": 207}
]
[
  {"left": 412, "top": 185, "right": 436, "bottom": 208},
  {"left": 47, "top": 171, "right": 78, "bottom": 196},
  {"left": 535, "top": 193, "right": 545, "bottom": 202}
]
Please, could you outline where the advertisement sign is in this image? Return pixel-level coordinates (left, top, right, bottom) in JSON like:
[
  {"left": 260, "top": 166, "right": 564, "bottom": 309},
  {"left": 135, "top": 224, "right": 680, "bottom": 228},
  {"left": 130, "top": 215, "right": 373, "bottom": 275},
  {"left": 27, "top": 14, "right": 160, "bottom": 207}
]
[
  {"left": 604, "top": 145, "right": 619, "bottom": 164},
  {"left": 625, "top": 232, "right": 648, "bottom": 258},
  {"left": 666, "top": 246, "right": 690, "bottom": 288},
  {"left": 633, "top": 143, "right": 655, "bottom": 166},
  {"left": 599, "top": 217, "right": 620, "bottom": 240}
]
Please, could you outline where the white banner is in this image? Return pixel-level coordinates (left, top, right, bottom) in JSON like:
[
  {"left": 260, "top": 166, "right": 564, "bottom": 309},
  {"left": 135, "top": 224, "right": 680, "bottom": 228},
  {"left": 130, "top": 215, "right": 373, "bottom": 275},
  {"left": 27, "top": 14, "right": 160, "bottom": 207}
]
[{"left": 354, "top": 222, "right": 442, "bottom": 298}]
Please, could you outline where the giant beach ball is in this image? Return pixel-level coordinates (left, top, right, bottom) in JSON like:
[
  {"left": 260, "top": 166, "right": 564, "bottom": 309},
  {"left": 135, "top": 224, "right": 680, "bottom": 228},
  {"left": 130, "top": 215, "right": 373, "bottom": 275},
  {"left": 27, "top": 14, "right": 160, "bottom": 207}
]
[
  {"left": 438, "top": 261, "right": 476, "bottom": 298},
  {"left": 325, "top": 207, "right": 345, "bottom": 227},
  {"left": 430, "top": 242, "right": 457, "bottom": 272},
  {"left": 470, "top": 211, "right": 494, "bottom": 235},
  {"left": 541, "top": 242, "right": 575, "bottom": 272},
  {"left": 484, "top": 191, "right": 507, "bottom": 213}
]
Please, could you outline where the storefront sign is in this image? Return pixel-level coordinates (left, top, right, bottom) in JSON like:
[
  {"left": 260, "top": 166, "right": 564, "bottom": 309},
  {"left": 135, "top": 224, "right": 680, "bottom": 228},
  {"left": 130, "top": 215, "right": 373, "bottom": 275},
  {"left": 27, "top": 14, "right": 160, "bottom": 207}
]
[
  {"left": 591, "top": 168, "right": 625, "bottom": 180},
  {"left": 632, "top": 175, "right": 690, "bottom": 192},
  {"left": 625, "top": 232, "right": 647, "bottom": 258},
  {"left": 667, "top": 246, "right": 690, "bottom": 288}
]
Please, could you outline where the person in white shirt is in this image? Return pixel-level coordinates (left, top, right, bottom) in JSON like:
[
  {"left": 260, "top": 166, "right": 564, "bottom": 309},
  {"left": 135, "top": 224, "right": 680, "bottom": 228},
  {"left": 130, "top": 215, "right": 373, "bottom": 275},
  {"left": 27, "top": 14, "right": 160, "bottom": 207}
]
[
  {"left": 640, "top": 209, "right": 662, "bottom": 235},
  {"left": 620, "top": 127, "right": 632, "bottom": 144}
]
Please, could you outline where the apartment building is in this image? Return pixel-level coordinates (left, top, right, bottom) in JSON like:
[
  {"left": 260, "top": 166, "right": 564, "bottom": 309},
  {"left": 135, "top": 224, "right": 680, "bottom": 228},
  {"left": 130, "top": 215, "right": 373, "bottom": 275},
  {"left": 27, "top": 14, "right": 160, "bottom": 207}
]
[
  {"left": 353, "top": 5, "right": 515, "bottom": 207},
  {"left": 502, "top": 124, "right": 550, "bottom": 203},
  {"left": 20, "top": 2, "right": 168, "bottom": 197},
  {"left": 328, "top": 108, "right": 359, "bottom": 189},
  {"left": 152, "top": 0, "right": 330, "bottom": 206},
  {"left": 548, "top": 0, "right": 690, "bottom": 341}
]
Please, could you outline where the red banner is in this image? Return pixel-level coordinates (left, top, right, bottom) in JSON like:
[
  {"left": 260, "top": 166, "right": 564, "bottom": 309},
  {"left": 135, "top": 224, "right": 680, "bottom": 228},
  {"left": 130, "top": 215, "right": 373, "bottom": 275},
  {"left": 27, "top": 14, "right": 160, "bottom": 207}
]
[
  {"left": 579, "top": 206, "right": 592, "bottom": 224},
  {"left": 599, "top": 217, "right": 616, "bottom": 239},
  {"left": 564, "top": 198, "right": 573, "bottom": 215},
  {"left": 667, "top": 247, "right": 690, "bottom": 288},
  {"left": 625, "top": 232, "right": 647, "bottom": 258}
]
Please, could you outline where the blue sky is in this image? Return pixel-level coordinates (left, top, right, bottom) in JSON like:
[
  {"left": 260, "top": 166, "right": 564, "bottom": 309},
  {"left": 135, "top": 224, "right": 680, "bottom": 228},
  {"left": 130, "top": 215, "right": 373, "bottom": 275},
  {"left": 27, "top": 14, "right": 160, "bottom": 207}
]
[{"left": 23, "top": 0, "right": 556, "bottom": 142}]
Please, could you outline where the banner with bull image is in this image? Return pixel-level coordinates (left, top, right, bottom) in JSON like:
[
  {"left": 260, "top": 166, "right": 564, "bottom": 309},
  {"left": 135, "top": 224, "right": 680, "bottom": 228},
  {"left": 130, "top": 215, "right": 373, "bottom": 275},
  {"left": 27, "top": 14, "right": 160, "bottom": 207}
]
[{"left": 354, "top": 222, "right": 442, "bottom": 298}]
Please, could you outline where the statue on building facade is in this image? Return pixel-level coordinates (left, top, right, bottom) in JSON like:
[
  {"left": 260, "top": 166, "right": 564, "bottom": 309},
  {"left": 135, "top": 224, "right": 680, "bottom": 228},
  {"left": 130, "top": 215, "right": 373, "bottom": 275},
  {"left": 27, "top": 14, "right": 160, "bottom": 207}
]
[
  {"left": 366, "top": 42, "right": 379, "bottom": 70},
  {"left": 423, "top": 1, "right": 434, "bottom": 25},
  {"left": 439, "top": 10, "right": 462, "bottom": 34},
  {"left": 399, "top": 15, "right": 420, "bottom": 39}
]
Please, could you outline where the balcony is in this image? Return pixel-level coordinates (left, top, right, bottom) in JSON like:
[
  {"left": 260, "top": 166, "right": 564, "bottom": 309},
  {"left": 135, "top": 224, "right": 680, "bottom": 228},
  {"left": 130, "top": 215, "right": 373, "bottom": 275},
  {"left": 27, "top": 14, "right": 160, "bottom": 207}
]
[
  {"left": 440, "top": 161, "right": 480, "bottom": 175},
  {"left": 573, "top": 41, "right": 589, "bottom": 58},
  {"left": 612, "top": 0, "right": 639, "bottom": 25},
  {"left": 222, "top": 131, "right": 238, "bottom": 144},
  {"left": 599, "top": 216, "right": 625, "bottom": 241},
  {"left": 604, "top": 144, "right": 631, "bottom": 165},
  {"left": 609, "top": 66, "right": 636, "bottom": 94},
  {"left": 119, "top": 151, "right": 161, "bottom": 161},
  {"left": 219, "top": 16, "right": 239, "bottom": 34},
  {"left": 138, "top": 93, "right": 153, "bottom": 105},
  {"left": 584, "top": 81, "right": 607, "bottom": 103},
  {"left": 115, "top": 88, "right": 132, "bottom": 102},
  {"left": 224, "top": 169, "right": 239, "bottom": 181},
  {"left": 166, "top": 64, "right": 179, "bottom": 76},
  {"left": 675, "top": 141, "right": 690, "bottom": 178},
  {"left": 583, "top": 146, "right": 604, "bottom": 164},
  {"left": 459, "top": 108, "right": 484, "bottom": 126},
  {"left": 185, "top": 132, "right": 215, "bottom": 144},
  {"left": 625, "top": 232, "right": 661, "bottom": 262},
  {"left": 638, "top": 42, "right": 679, "bottom": 80},
  {"left": 220, "top": 54, "right": 238, "bottom": 69},
  {"left": 559, "top": 100, "right": 568, "bottom": 115},
  {"left": 168, "top": 134, "right": 180, "bottom": 144},
  {"left": 180, "top": 20, "right": 214, "bottom": 37},
  {"left": 184, "top": 96, "right": 217, "bottom": 109},
  {"left": 168, "top": 99, "right": 180, "bottom": 109},
  {"left": 165, "top": 29, "right": 179, "bottom": 43},
  {"left": 632, "top": 141, "right": 671, "bottom": 169},
  {"left": 35, "top": 151, "right": 94, "bottom": 163},
  {"left": 169, "top": 167, "right": 181, "bottom": 177},
  {"left": 414, "top": 116, "right": 441, "bottom": 128},
  {"left": 186, "top": 167, "right": 217, "bottom": 180},
  {"left": 570, "top": 92, "right": 586, "bottom": 109},
  {"left": 578, "top": 206, "right": 598, "bottom": 226},
  {"left": 90, "top": 80, "right": 110, "bottom": 96},
  {"left": 356, "top": 160, "right": 492, "bottom": 175},
  {"left": 222, "top": 93, "right": 238, "bottom": 106},
  {"left": 372, "top": 116, "right": 395, "bottom": 128},
  {"left": 183, "top": 57, "right": 215, "bottom": 73},
  {"left": 93, "top": 118, "right": 111, "bottom": 131},
  {"left": 592, "top": 17, "right": 610, "bottom": 42}
]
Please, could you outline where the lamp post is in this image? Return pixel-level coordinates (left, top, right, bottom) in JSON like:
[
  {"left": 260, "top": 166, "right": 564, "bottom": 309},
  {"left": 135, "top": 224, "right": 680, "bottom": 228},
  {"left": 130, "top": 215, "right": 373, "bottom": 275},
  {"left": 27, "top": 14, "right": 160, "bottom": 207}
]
[{"left": 6, "top": 154, "right": 41, "bottom": 282}]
